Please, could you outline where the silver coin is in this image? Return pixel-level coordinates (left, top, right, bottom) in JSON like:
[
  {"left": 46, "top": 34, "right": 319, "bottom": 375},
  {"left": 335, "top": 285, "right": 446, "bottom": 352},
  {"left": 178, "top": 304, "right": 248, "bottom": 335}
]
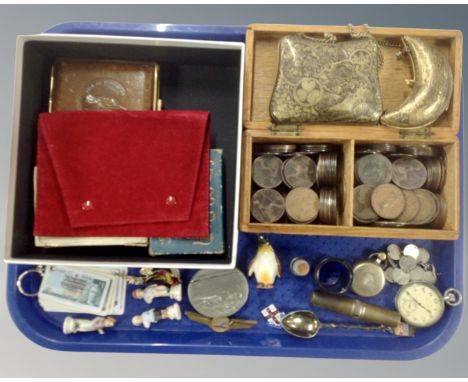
[
  {"left": 282, "top": 154, "right": 317, "bottom": 188},
  {"left": 392, "top": 268, "right": 404, "bottom": 284},
  {"left": 409, "top": 266, "right": 426, "bottom": 282},
  {"left": 403, "top": 244, "right": 420, "bottom": 259},
  {"left": 388, "top": 256, "right": 399, "bottom": 269},
  {"left": 384, "top": 267, "right": 395, "bottom": 283},
  {"left": 252, "top": 155, "right": 283, "bottom": 188},
  {"left": 392, "top": 157, "right": 428, "bottom": 190},
  {"left": 417, "top": 247, "right": 431, "bottom": 264},
  {"left": 399, "top": 255, "right": 417, "bottom": 272},
  {"left": 397, "top": 271, "right": 411, "bottom": 286},
  {"left": 422, "top": 270, "right": 437, "bottom": 284},
  {"left": 356, "top": 153, "right": 393, "bottom": 186},
  {"left": 387, "top": 244, "right": 401, "bottom": 261},
  {"left": 188, "top": 269, "right": 249, "bottom": 318},
  {"left": 251, "top": 189, "right": 285, "bottom": 223}
]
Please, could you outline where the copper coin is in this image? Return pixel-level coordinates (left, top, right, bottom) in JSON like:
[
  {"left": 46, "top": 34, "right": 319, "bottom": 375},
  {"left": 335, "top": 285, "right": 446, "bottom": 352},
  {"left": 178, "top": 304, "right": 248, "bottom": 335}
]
[
  {"left": 251, "top": 189, "right": 285, "bottom": 223},
  {"left": 391, "top": 157, "right": 427, "bottom": 190},
  {"left": 353, "top": 184, "right": 378, "bottom": 223},
  {"left": 282, "top": 154, "right": 317, "bottom": 188},
  {"left": 396, "top": 189, "right": 420, "bottom": 223},
  {"left": 410, "top": 189, "right": 439, "bottom": 225},
  {"left": 356, "top": 153, "right": 392, "bottom": 186},
  {"left": 371, "top": 184, "right": 405, "bottom": 220},
  {"left": 285, "top": 187, "right": 319, "bottom": 224},
  {"left": 252, "top": 154, "right": 283, "bottom": 188},
  {"left": 430, "top": 194, "right": 446, "bottom": 228}
]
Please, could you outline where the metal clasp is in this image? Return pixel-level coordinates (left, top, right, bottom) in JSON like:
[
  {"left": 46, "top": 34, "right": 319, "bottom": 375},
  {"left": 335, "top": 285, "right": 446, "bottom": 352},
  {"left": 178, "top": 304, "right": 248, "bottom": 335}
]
[
  {"left": 16, "top": 266, "right": 45, "bottom": 297},
  {"left": 270, "top": 124, "right": 302, "bottom": 136}
]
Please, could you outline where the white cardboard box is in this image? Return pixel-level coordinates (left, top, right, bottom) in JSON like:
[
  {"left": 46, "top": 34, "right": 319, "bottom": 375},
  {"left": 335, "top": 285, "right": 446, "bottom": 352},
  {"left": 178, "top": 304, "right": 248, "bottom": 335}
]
[{"left": 5, "top": 33, "right": 244, "bottom": 269}]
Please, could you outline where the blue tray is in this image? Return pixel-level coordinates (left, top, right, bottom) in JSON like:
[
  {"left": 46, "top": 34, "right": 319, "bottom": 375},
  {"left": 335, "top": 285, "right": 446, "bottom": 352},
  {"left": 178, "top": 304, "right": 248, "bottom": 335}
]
[{"left": 6, "top": 22, "right": 465, "bottom": 360}]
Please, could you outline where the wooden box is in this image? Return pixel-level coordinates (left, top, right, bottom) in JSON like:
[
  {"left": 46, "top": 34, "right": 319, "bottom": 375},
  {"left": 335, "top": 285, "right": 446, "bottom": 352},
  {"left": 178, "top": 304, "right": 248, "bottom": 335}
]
[{"left": 240, "top": 24, "right": 462, "bottom": 240}]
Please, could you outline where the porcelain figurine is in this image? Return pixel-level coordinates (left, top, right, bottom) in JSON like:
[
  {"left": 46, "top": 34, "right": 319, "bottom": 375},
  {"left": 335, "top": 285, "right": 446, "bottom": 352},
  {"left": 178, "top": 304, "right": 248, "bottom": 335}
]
[
  {"left": 248, "top": 235, "right": 282, "bottom": 288},
  {"left": 132, "top": 283, "right": 182, "bottom": 303},
  {"left": 62, "top": 316, "right": 116, "bottom": 335},
  {"left": 131, "top": 303, "right": 182, "bottom": 329}
]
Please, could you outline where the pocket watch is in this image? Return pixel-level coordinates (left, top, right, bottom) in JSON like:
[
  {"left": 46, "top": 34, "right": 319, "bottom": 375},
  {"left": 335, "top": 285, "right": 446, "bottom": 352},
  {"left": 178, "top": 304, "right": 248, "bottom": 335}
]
[
  {"left": 395, "top": 282, "right": 462, "bottom": 328},
  {"left": 351, "top": 252, "right": 387, "bottom": 298}
]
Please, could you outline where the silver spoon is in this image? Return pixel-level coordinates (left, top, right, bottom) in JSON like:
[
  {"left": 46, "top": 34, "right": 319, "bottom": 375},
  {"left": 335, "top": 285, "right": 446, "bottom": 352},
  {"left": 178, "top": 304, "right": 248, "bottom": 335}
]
[{"left": 280, "top": 310, "right": 409, "bottom": 339}]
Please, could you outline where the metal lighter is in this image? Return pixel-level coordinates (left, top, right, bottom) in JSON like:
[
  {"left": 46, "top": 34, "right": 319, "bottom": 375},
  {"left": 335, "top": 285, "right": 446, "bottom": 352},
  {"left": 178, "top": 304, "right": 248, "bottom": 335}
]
[{"left": 310, "top": 290, "right": 401, "bottom": 327}]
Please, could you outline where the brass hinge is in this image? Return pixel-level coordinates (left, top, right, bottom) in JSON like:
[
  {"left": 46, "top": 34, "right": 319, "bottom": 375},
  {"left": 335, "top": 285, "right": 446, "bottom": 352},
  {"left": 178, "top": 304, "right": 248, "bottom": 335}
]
[
  {"left": 398, "top": 126, "right": 432, "bottom": 139},
  {"left": 271, "top": 124, "right": 302, "bottom": 136}
]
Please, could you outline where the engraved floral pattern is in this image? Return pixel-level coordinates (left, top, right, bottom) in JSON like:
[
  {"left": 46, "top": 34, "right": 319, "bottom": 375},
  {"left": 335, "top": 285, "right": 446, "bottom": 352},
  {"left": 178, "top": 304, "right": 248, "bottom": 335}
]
[{"left": 270, "top": 34, "right": 383, "bottom": 124}]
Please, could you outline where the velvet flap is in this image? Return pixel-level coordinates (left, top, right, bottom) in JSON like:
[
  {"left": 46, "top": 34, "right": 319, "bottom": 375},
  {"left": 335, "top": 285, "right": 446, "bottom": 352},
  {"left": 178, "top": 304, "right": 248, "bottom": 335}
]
[{"left": 34, "top": 110, "right": 210, "bottom": 238}]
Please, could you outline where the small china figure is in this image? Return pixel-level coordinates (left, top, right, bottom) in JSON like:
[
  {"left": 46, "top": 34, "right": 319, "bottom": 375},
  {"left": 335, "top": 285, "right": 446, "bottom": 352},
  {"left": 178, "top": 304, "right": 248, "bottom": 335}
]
[
  {"left": 126, "top": 268, "right": 181, "bottom": 286},
  {"left": 62, "top": 316, "right": 116, "bottom": 335},
  {"left": 248, "top": 235, "right": 282, "bottom": 288},
  {"left": 132, "top": 283, "right": 182, "bottom": 303},
  {"left": 131, "top": 303, "right": 182, "bottom": 329}
]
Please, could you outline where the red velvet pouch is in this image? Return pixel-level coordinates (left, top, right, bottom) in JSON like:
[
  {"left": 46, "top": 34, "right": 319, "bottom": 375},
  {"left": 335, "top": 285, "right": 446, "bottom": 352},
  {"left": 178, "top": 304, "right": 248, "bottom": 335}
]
[{"left": 34, "top": 110, "right": 210, "bottom": 238}]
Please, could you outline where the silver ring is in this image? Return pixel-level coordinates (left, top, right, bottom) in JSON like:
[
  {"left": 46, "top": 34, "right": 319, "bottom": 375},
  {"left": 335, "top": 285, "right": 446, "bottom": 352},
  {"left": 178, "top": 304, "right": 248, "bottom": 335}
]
[
  {"left": 16, "top": 267, "right": 44, "bottom": 297},
  {"left": 444, "top": 288, "right": 463, "bottom": 307}
]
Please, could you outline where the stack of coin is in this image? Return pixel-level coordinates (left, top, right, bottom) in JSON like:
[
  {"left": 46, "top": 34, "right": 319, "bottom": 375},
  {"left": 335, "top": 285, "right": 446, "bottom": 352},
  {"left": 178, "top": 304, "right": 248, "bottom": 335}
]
[
  {"left": 285, "top": 187, "right": 320, "bottom": 223},
  {"left": 355, "top": 153, "right": 392, "bottom": 186},
  {"left": 252, "top": 154, "right": 283, "bottom": 189},
  {"left": 317, "top": 152, "right": 340, "bottom": 187},
  {"left": 354, "top": 144, "right": 447, "bottom": 229},
  {"left": 251, "top": 143, "right": 342, "bottom": 226},
  {"left": 298, "top": 144, "right": 337, "bottom": 154},
  {"left": 354, "top": 185, "right": 443, "bottom": 227},
  {"left": 397, "top": 144, "right": 439, "bottom": 158},
  {"left": 281, "top": 154, "right": 317, "bottom": 188},
  {"left": 355, "top": 143, "right": 397, "bottom": 155},
  {"left": 255, "top": 144, "right": 297, "bottom": 156},
  {"left": 384, "top": 243, "right": 437, "bottom": 285},
  {"left": 251, "top": 188, "right": 285, "bottom": 223},
  {"left": 422, "top": 157, "right": 445, "bottom": 192},
  {"left": 319, "top": 188, "right": 338, "bottom": 225},
  {"left": 353, "top": 184, "right": 378, "bottom": 224}
]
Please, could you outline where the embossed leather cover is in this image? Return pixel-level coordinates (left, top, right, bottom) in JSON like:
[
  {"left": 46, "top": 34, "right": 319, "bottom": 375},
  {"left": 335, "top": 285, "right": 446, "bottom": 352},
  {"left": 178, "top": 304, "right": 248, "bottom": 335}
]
[
  {"left": 34, "top": 110, "right": 210, "bottom": 238},
  {"left": 270, "top": 34, "right": 383, "bottom": 124},
  {"left": 50, "top": 58, "right": 157, "bottom": 112}
]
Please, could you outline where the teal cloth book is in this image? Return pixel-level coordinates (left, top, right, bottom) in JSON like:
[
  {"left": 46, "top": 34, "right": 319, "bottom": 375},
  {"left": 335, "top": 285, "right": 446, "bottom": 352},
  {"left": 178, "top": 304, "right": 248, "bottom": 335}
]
[{"left": 149, "top": 149, "right": 224, "bottom": 255}]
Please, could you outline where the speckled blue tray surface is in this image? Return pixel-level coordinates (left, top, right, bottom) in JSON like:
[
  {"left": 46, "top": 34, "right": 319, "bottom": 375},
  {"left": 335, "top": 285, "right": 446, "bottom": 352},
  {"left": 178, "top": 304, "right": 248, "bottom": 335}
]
[{"left": 6, "top": 22, "right": 464, "bottom": 360}]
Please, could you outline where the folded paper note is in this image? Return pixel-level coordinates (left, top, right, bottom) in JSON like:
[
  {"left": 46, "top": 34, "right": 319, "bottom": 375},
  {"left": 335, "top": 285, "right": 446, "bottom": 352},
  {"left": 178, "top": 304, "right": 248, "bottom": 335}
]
[
  {"left": 34, "top": 110, "right": 210, "bottom": 238},
  {"left": 149, "top": 149, "right": 224, "bottom": 255}
]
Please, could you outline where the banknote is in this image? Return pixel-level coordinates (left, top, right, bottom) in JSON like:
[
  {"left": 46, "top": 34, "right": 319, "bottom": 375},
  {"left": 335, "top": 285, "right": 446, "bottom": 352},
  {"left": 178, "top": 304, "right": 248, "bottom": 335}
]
[{"left": 38, "top": 266, "right": 127, "bottom": 315}]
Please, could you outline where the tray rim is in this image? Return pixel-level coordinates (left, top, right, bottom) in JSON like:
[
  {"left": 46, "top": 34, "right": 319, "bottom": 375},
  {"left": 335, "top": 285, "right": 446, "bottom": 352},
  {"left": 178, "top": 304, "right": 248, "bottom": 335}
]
[{"left": 5, "top": 21, "right": 465, "bottom": 361}]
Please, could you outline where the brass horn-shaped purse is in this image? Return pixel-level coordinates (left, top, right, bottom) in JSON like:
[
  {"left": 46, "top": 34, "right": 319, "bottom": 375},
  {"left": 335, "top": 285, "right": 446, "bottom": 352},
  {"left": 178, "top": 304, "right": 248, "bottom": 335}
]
[{"left": 270, "top": 32, "right": 383, "bottom": 124}]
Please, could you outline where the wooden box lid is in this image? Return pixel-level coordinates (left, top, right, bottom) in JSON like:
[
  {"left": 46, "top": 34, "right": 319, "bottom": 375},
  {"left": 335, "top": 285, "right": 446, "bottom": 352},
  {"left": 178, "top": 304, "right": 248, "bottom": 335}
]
[{"left": 243, "top": 24, "right": 462, "bottom": 139}]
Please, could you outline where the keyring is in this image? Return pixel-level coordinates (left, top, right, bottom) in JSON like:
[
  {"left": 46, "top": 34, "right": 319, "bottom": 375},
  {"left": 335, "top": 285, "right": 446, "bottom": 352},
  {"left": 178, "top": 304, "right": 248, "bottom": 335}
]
[{"left": 16, "top": 266, "right": 45, "bottom": 297}]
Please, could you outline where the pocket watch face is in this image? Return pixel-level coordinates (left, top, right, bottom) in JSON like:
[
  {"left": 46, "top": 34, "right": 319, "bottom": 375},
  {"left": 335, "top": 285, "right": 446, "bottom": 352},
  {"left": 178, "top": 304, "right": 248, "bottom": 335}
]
[{"left": 395, "top": 282, "right": 445, "bottom": 328}]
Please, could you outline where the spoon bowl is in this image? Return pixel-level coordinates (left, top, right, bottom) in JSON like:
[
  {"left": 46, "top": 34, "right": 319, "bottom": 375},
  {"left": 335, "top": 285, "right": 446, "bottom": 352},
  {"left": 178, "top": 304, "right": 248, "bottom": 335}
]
[{"left": 281, "top": 310, "right": 321, "bottom": 339}]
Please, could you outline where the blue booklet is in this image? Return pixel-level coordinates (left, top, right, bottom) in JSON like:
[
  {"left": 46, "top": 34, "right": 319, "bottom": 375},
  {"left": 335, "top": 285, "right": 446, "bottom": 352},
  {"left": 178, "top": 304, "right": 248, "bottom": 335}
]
[{"left": 149, "top": 149, "right": 224, "bottom": 255}]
